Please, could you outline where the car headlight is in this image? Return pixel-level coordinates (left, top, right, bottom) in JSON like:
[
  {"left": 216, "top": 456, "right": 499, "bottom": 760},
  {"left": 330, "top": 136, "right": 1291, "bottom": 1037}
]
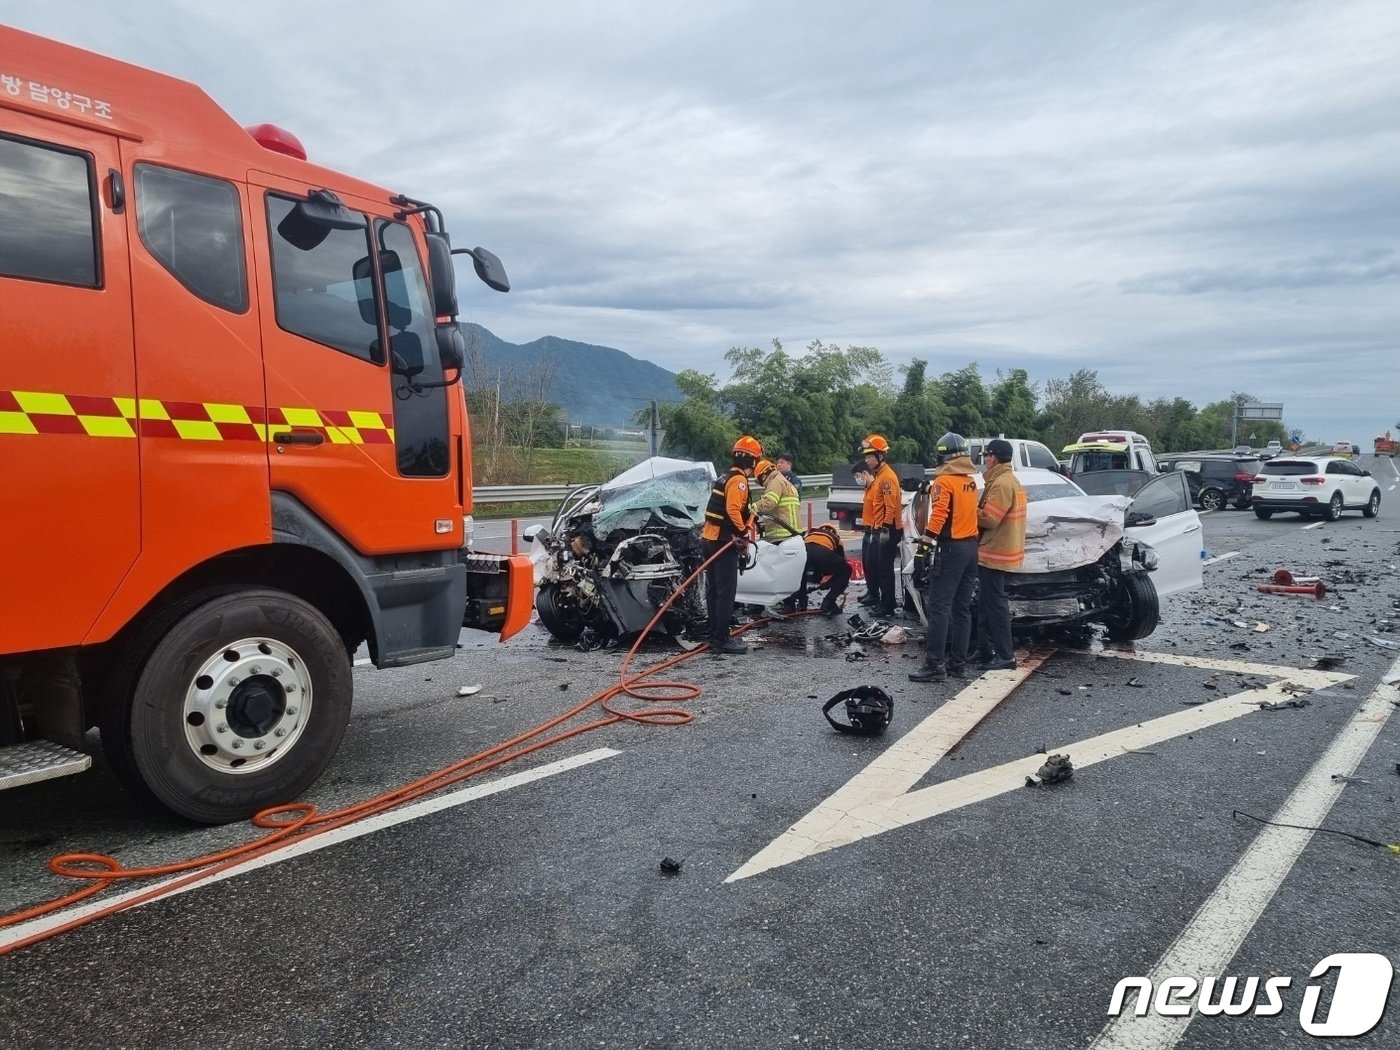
[{"left": 1130, "top": 542, "right": 1159, "bottom": 571}]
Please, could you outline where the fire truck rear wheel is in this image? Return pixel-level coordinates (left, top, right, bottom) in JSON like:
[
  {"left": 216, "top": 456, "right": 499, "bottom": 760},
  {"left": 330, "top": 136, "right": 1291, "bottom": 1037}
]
[{"left": 102, "top": 589, "right": 352, "bottom": 824}]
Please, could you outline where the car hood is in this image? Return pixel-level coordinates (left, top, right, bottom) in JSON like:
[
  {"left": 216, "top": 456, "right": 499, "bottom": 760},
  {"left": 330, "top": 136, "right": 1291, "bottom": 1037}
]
[{"left": 1015, "top": 494, "right": 1131, "bottom": 573}]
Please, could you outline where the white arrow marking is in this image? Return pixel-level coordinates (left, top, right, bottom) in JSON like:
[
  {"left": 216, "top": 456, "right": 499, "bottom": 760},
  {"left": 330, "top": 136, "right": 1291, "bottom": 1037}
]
[{"left": 727, "top": 652, "right": 1351, "bottom": 882}]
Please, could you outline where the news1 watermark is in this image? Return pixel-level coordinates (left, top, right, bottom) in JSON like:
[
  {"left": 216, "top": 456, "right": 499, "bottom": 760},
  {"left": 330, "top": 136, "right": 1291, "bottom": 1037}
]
[{"left": 1108, "top": 953, "right": 1394, "bottom": 1037}]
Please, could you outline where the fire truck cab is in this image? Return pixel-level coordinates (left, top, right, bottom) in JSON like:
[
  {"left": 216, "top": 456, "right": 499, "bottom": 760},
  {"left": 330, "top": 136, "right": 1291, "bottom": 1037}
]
[{"left": 0, "top": 27, "right": 532, "bottom": 822}]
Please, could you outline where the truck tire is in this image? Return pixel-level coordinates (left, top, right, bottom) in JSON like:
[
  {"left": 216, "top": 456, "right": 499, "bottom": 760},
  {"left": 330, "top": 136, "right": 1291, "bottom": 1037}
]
[
  {"left": 101, "top": 588, "right": 351, "bottom": 824},
  {"left": 1102, "top": 573, "right": 1159, "bottom": 641},
  {"left": 535, "top": 583, "right": 587, "bottom": 642}
]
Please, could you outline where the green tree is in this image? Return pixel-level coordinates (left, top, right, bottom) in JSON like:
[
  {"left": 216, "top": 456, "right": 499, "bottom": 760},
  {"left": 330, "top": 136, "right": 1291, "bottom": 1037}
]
[
  {"left": 647, "top": 369, "right": 737, "bottom": 464},
  {"left": 890, "top": 359, "right": 947, "bottom": 462},
  {"left": 987, "top": 368, "right": 1039, "bottom": 439},
  {"left": 938, "top": 363, "right": 991, "bottom": 438}
]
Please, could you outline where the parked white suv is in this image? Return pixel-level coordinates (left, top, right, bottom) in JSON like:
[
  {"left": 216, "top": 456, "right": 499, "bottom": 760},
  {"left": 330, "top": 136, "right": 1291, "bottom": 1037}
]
[{"left": 1252, "top": 456, "right": 1382, "bottom": 521}]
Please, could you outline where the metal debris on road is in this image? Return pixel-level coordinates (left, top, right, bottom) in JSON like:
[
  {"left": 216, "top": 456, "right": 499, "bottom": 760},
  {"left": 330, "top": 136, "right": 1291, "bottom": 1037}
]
[
  {"left": 1369, "top": 637, "right": 1400, "bottom": 651},
  {"left": 1330, "top": 774, "right": 1368, "bottom": 784},
  {"left": 1258, "top": 698, "right": 1311, "bottom": 711},
  {"left": 456, "top": 685, "right": 483, "bottom": 696},
  {"left": 1027, "top": 753, "right": 1074, "bottom": 786}
]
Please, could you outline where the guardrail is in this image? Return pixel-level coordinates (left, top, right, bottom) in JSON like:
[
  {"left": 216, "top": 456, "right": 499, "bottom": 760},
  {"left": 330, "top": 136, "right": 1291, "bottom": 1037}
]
[{"left": 474, "top": 472, "right": 835, "bottom": 504}]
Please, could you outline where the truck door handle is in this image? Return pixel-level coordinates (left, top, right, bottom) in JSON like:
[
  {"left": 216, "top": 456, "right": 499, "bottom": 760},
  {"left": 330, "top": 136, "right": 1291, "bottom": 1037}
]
[{"left": 272, "top": 430, "right": 324, "bottom": 446}]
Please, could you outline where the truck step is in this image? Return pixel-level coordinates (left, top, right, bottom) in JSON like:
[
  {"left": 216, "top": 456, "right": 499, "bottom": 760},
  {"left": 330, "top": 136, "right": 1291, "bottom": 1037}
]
[{"left": 0, "top": 740, "right": 91, "bottom": 791}]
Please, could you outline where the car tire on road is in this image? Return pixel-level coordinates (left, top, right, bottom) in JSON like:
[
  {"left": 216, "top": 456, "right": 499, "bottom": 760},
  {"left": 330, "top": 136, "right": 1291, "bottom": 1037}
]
[
  {"left": 535, "top": 583, "right": 587, "bottom": 641},
  {"left": 1254, "top": 507, "right": 1273, "bottom": 520},
  {"left": 1102, "top": 572, "right": 1159, "bottom": 641},
  {"left": 100, "top": 588, "right": 352, "bottom": 824},
  {"left": 1362, "top": 490, "right": 1381, "bottom": 518},
  {"left": 1199, "top": 488, "right": 1225, "bottom": 512},
  {"left": 1324, "top": 493, "right": 1343, "bottom": 522}
]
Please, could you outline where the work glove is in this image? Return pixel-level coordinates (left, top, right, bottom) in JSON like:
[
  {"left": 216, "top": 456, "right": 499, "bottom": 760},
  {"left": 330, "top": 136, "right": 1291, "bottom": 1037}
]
[{"left": 732, "top": 535, "right": 750, "bottom": 554}]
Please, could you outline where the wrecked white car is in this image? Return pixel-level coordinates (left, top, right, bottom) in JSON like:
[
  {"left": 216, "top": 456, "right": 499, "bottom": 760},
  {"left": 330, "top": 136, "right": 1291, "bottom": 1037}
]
[
  {"left": 528, "top": 458, "right": 809, "bottom": 648},
  {"left": 899, "top": 467, "right": 1203, "bottom": 640}
]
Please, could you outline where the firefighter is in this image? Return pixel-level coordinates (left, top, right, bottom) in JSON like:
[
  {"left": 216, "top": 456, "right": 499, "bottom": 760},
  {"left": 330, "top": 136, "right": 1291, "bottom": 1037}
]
[
  {"left": 701, "top": 435, "right": 761, "bottom": 655},
  {"left": 975, "top": 438, "right": 1027, "bottom": 671},
  {"left": 802, "top": 522, "right": 851, "bottom": 617},
  {"left": 753, "top": 458, "right": 801, "bottom": 540},
  {"left": 909, "top": 432, "right": 981, "bottom": 682},
  {"left": 859, "top": 435, "right": 903, "bottom": 618}
]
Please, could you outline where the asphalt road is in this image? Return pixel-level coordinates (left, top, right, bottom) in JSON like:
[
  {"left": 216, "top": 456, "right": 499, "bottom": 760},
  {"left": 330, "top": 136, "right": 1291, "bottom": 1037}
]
[{"left": 3, "top": 457, "right": 1399, "bottom": 1049}]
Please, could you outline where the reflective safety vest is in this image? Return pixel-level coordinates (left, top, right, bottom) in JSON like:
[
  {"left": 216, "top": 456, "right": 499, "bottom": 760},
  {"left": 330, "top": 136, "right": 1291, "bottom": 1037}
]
[
  {"left": 702, "top": 467, "right": 752, "bottom": 541},
  {"left": 756, "top": 471, "right": 801, "bottom": 538}
]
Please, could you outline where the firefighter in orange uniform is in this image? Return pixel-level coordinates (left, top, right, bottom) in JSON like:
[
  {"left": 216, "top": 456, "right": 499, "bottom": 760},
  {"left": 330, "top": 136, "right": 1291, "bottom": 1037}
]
[
  {"left": 801, "top": 523, "right": 852, "bottom": 616},
  {"left": 909, "top": 432, "right": 981, "bottom": 682},
  {"left": 859, "top": 435, "right": 903, "bottom": 617},
  {"left": 701, "top": 436, "right": 761, "bottom": 655}
]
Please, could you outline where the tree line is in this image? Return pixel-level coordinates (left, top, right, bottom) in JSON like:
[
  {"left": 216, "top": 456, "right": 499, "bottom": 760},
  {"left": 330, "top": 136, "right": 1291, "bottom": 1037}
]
[{"left": 639, "top": 339, "right": 1293, "bottom": 471}]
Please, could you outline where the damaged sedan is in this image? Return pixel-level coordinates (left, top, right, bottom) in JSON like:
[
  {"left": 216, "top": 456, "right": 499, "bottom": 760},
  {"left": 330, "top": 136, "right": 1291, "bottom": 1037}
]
[
  {"left": 899, "top": 467, "right": 1203, "bottom": 640},
  {"left": 527, "top": 458, "right": 808, "bottom": 649}
]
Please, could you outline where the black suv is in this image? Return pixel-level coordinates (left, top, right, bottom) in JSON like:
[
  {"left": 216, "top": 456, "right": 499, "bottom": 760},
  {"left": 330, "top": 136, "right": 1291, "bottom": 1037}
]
[{"left": 1157, "top": 454, "right": 1262, "bottom": 511}]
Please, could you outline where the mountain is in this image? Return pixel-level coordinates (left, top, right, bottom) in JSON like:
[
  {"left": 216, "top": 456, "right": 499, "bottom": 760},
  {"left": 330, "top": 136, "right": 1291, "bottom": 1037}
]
[{"left": 460, "top": 323, "right": 682, "bottom": 428}]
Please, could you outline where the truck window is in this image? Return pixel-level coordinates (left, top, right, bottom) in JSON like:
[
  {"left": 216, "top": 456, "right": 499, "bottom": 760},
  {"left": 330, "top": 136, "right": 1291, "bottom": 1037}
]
[
  {"left": 135, "top": 164, "right": 247, "bottom": 311},
  {"left": 1026, "top": 443, "right": 1059, "bottom": 470},
  {"left": 0, "top": 134, "right": 99, "bottom": 287},
  {"left": 266, "top": 193, "right": 380, "bottom": 363},
  {"left": 378, "top": 220, "right": 449, "bottom": 477}
]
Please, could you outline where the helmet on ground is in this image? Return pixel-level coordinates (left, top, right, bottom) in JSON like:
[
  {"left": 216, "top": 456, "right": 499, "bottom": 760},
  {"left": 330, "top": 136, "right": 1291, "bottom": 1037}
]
[
  {"left": 860, "top": 434, "right": 890, "bottom": 456},
  {"left": 755, "top": 458, "right": 775, "bottom": 479},
  {"left": 935, "top": 432, "right": 967, "bottom": 463},
  {"left": 822, "top": 685, "right": 894, "bottom": 736},
  {"left": 732, "top": 435, "right": 763, "bottom": 459}
]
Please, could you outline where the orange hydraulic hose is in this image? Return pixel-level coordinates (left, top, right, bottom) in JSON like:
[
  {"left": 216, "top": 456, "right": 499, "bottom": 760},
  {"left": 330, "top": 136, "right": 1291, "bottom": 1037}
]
[{"left": 1, "top": 539, "right": 807, "bottom": 956}]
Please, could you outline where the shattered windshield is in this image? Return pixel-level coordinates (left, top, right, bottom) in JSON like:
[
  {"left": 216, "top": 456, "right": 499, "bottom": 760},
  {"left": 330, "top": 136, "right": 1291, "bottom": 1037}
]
[{"left": 593, "top": 457, "right": 717, "bottom": 535}]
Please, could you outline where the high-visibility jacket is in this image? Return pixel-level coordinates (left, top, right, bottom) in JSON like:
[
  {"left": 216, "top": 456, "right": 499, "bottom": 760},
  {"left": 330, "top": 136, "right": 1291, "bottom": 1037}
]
[
  {"left": 701, "top": 467, "right": 753, "bottom": 541},
  {"left": 756, "top": 471, "right": 801, "bottom": 538},
  {"left": 862, "top": 461, "right": 902, "bottom": 530},
  {"left": 920, "top": 456, "right": 980, "bottom": 542},
  {"left": 977, "top": 461, "right": 1027, "bottom": 569}
]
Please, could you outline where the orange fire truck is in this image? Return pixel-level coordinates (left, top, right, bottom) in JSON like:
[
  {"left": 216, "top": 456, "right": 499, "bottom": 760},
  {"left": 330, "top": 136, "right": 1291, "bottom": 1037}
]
[
  {"left": 0, "top": 27, "right": 532, "bottom": 821},
  {"left": 1375, "top": 432, "right": 1397, "bottom": 457}
]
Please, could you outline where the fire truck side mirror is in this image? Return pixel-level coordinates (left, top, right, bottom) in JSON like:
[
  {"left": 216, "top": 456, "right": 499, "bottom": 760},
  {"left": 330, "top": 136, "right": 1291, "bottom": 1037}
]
[
  {"left": 424, "top": 233, "right": 459, "bottom": 318},
  {"left": 453, "top": 246, "right": 510, "bottom": 294},
  {"left": 435, "top": 324, "right": 465, "bottom": 372}
]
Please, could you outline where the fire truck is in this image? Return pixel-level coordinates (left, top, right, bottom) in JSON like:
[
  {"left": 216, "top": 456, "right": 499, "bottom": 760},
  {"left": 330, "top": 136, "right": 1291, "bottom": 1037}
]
[
  {"left": 0, "top": 27, "right": 533, "bottom": 822},
  {"left": 1375, "top": 432, "right": 1397, "bottom": 457}
]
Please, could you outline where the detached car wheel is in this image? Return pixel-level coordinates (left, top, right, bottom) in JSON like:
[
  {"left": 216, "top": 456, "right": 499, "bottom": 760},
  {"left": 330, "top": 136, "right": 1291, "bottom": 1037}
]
[
  {"left": 1362, "top": 490, "right": 1381, "bottom": 518},
  {"left": 535, "top": 583, "right": 587, "bottom": 641},
  {"left": 1102, "top": 573, "right": 1160, "bottom": 641},
  {"left": 101, "top": 589, "right": 352, "bottom": 824},
  {"left": 1324, "top": 493, "right": 1344, "bottom": 521},
  {"left": 1254, "top": 507, "right": 1274, "bottom": 520},
  {"left": 1199, "top": 488, "right": 1225, "bottom": 512}
]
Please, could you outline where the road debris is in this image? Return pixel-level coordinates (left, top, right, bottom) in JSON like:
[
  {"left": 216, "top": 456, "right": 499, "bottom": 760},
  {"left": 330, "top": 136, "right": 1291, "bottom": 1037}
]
[
  {"left": 1312, "top": 655, "right": 1346, "bottom": 671},
  {"left": 1330, "top": 774, "right": 1368, "bottom": 784},
  {"left": 456, "top": 685, "right": 483, "bottom": 697},
  {"left": 1369, "top": 637, "right": 1400, "bottom": 651},
  {"left": 1258, "top": 698, "right": 1311, "bottom": 711},
  {"left": 1026, "top": 753, "right": 1074, "bottom": 787},
  {"left": 659, "top": 857, "right": 685, "bottom": 875},
  {"left": 1126, "top": 677, "right": 1145, "bottom": 688}
]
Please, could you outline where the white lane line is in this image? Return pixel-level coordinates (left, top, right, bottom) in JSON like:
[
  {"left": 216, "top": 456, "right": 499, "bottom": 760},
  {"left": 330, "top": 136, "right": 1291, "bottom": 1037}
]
[
  {"left": 0, "top": 748, "right": 619, "bottom": 949},
  {"left": 1091, "top": 656, "right": 1400, "bottom": 1050},
  {"left": 727, "top": 651, "right": 1351, "bottom": 883},
  {"left": 354, "top": 657, "right": 373, "bottom": 666},
  {"left": 725, "top": 651, "right": 1052, "bottom": 882},
  {"left": 1202, "top": 551, "right": 1240, "bottom": 566},
  {"left": 1302, "top": 520, "right": 1325, "bottom": 530}
]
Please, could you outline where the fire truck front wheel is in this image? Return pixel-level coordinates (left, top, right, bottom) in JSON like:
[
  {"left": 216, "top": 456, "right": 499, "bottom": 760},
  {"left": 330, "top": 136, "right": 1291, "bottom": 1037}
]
[{"left": 102, "top": 588, "right": 353, "bottom": 824}]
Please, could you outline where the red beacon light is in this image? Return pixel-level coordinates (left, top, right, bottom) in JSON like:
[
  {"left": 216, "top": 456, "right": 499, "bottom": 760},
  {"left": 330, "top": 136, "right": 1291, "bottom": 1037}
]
[{"left": 244, "top": 123, "right": 307, "bottom": 161}]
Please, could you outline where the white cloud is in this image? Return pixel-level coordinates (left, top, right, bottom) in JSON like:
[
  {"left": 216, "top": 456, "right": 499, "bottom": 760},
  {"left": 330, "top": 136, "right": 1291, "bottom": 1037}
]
[{"left": 7, "top": 0, "right": 1399, "bottom": 440}]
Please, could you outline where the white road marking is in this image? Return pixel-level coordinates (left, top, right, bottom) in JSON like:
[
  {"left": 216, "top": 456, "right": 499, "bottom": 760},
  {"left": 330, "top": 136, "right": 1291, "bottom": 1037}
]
[
  {"left": 1389, "top": 483, "right": 1396, "bottom": 491},
  {"left": 0, "top": 748, "right": 619, "bottom": 949},
  {"left": 1202, "top": 551, "right": 1240, "bottom": 566},
  {"left": 726, "top": 652, "right": 1351, "bottom": 882},
  {"left": 1091, "top": 656, "right": 1400, "bottom": 1050},
  {"left": 353, "top": 657, "right": 373, "bottom": 666},
  {"left": 1302, "top": 520, "right": 1325, "bottom": 530}
]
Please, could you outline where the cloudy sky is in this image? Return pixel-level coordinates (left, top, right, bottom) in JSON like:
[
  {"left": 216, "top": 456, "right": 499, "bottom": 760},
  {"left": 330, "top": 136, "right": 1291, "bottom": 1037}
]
[{"left": 9, "top": 1, "right": 1399, "bottom": 443}]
